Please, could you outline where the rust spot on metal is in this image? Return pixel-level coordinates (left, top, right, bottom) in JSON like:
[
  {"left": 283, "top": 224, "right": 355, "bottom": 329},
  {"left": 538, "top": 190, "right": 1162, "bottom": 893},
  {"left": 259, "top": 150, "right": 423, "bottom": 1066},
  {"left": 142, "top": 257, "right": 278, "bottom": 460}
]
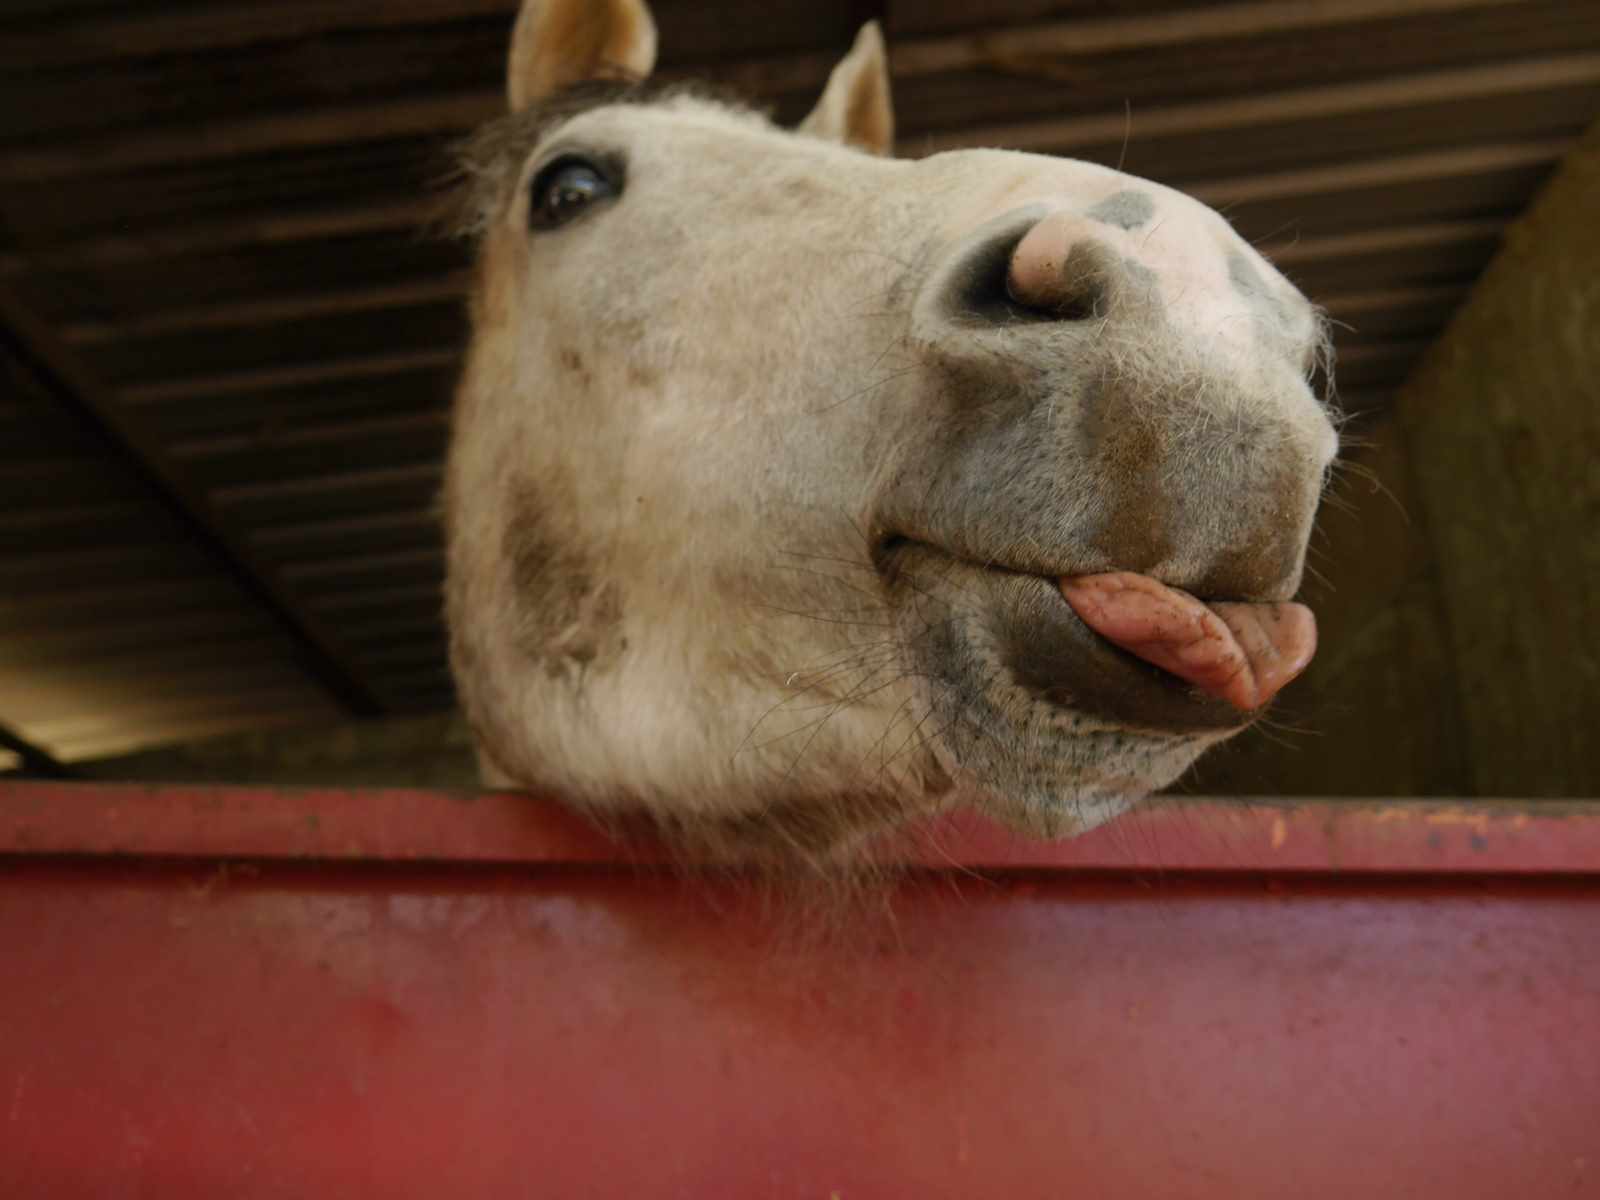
[{"left": 1269, "top": 815, "right": 1289, "bottom": 850}]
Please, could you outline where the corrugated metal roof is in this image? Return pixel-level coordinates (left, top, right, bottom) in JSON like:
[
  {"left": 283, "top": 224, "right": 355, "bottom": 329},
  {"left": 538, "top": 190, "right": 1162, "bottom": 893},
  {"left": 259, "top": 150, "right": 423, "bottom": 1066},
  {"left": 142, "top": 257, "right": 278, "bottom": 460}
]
[{"left": 2, "top": 0, "right": 1597, "bottom": 765}]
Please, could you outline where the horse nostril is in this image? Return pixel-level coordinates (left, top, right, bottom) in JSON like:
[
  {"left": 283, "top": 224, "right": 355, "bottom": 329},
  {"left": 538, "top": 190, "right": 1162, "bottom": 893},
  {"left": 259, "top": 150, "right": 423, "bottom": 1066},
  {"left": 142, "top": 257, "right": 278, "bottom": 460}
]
[
  {"left": 1006, "top": 236, "right": 1116, "bottom": 322},
  {"left": 915, "top": 206, "right": 1135, "bottom": 331}
]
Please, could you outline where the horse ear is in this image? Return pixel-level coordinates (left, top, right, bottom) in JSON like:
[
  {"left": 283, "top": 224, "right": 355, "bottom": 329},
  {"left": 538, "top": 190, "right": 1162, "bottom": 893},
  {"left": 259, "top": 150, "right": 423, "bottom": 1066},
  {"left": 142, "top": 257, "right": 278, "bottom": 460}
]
[
  {"left": 507, "top": 0, "right": 659, "bottom": 112},
  {"left": 799, "top": 22, "right": 895, "bottom": 156}
]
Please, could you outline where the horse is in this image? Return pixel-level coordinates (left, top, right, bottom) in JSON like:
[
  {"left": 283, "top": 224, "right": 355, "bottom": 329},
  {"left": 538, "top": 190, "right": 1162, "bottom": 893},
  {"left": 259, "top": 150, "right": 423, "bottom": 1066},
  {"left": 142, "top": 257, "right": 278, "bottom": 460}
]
[{"left": 443, "top": 0, "right": 1337, "bottom": 864}]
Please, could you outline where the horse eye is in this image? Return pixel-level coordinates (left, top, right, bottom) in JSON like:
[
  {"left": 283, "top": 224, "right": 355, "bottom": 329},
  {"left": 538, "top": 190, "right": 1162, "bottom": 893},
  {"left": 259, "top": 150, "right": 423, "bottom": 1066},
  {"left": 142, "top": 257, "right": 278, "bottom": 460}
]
[{"left": 529, "top": 158, "right": 618, "bottom": 230}]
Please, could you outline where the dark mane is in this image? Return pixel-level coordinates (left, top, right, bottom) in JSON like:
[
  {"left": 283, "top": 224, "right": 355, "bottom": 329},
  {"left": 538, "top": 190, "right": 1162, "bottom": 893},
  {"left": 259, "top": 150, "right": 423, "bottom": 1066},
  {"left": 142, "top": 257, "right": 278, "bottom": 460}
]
[{"left": 445, "top": 80, "right": 762, "bottom": 239}]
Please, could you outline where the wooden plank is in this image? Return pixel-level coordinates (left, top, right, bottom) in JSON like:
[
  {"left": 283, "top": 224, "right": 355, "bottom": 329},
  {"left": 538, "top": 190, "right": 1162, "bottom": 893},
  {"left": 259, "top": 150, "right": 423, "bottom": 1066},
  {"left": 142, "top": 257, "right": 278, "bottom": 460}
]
[
  {"left": 0, "top": 0, "right": 862, "bottom": 69},
  {"left": 1323, "top": 340, "right": 1432, "bottom": 392},
  {"left": 2, "top": 140, "right": 448, "bottom": 247},
  {"left": 0, "top": 96, "right": 490, "bottom": 183},
  {"left": 384, "top": 684, "right": 460, "bottom": 713},
  {"left": 214, "top": 463, "right": 443, "bottom": 529},
  {"left": 366, "top": 664, "right": 454, "bottom": 697},
  {"left": 173, "top": 410, "right": 448, "bottom": 460},
  {"left": 1392, "top": 119, "right": 1600, "bottom": 795},
  {"left": 351, "top": 641, "right": 449, "bottom": 672},
  {"left": 341, "top": 615, "right": 450, "bottom": 650},
  {"left": 5, "top": 540, "right": 214, "bottom": 592},
  {"left": 134, "top": 367, "right": 459, "bottom": 444},
  {"left": 891, "top": 2, "right": 1600, "bottom": 135},
  {"left": 249, "top": 511, "right": 441, "bottom": 568},
  {"left": 281, "top": 548, "right": 444, "bottom": 600},
  {"left": 7, "top": 235, "right": 467, "bottom": 324},
  {"left": 119, "top": 348, "right": 459, "bottom": 405},
  {"left": 0, "top": 1, "right": 521, "bottom": 66},
  {"left": 1197, "top": 144, "right": 1564, "bottom": 244},
  {"left": 0, "top": 501, "right": 165, "bottom": 556},
  {"left": 0, "top": 21, "right": 508, "bottom": 144},
  {"left": 1320, "top": 285, "right": 1469, "bottom": 343},
  {"left": 88, "top": 303, "right": 465, "bottom": 389},
  {"left": 893, "top": 0, "right": 1526, "bottom": 37},
  {"left": 1263, "top": 219, "right": 1504, "bottom": 295},
  {"left": 0, "top": 197, "right": 437, "bottom": 265},
  {"left": 308, "top": 583, "right": 448, "bottom": 618},
  {"left": 884, "top": 0, "right": 1534, "bottom": 79},
  {"left": 63, "top": 275, "right": 469, "bottom": 344},
  {"left": 0, "top": 578, "right": 264, "bottom": 639},
  {"left": 910, "top": 54, "right": 1600, "bottom": 181},
  {"left": 173, "top": 417, "right": 449, "bottom": 493}
]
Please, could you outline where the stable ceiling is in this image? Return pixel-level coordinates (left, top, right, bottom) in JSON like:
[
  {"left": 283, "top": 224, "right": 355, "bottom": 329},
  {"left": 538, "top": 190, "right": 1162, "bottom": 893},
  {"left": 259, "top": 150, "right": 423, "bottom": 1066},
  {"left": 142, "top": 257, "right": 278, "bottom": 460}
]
[{"left": 3, "top": 0, "right": 1598, "bottom": 770}]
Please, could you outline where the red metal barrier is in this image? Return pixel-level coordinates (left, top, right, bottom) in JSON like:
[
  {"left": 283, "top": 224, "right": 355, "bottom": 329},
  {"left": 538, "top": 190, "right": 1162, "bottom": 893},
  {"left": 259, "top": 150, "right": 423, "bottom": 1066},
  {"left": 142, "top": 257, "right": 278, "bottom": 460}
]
[{"left": 2, "top": 783, "right": 1598, "bottom": 1198}]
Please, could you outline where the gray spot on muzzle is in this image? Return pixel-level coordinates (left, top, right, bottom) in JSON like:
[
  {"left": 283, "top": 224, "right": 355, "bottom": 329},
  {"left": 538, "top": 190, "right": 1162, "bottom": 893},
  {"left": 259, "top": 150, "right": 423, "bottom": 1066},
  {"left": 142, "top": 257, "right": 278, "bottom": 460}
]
[
  {"left": 1087, "top": 190, "right": 1155, "bottom": 231},
  {"left": 1227, "top": 249, "right": 1292, "bottom": 329},
  {"left": 1120, "top": 256, "right": 1160, "bottom": 302},
  {"left": 1227, "top": 249, "right": 1268, "bottom": 298}
]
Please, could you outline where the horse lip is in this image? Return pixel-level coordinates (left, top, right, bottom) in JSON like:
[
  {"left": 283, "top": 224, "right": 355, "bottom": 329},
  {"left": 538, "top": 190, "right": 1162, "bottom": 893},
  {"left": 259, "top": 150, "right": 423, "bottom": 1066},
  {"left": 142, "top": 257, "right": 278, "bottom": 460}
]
[
  {"left": 879, "top": 538, "right": 1256, "bottom": 734},
  {"left": 877, "top": 535, "right": 1272, "bottom": 607},
  {"left": 1003, "top": 577, "right": 1258, "bottom": 734},
  {"left": 872, "top": 534, "right": 1078, "bottom": 585}
]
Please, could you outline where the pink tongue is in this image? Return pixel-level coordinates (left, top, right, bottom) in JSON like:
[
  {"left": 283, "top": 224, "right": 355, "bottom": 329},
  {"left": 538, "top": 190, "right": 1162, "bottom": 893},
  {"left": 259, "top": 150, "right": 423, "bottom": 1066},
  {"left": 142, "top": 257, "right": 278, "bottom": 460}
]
[{"left": 1059, "top": 572, "right": 1317, "bottom": 712}]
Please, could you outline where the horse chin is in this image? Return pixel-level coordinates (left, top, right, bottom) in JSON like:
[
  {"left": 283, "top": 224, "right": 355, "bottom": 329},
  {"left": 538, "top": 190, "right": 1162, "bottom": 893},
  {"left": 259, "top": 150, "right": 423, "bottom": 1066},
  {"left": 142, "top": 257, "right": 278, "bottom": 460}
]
[{"left": 879, "top": 541, "right": 1232, "bottom": 836}]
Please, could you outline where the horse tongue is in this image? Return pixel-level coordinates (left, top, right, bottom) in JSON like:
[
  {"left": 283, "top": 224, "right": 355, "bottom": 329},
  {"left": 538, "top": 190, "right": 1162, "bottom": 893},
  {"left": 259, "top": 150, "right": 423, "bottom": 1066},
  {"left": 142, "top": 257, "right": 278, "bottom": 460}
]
[{"left": 1058, "top": 572, "right": 1317, "bottom": 712}]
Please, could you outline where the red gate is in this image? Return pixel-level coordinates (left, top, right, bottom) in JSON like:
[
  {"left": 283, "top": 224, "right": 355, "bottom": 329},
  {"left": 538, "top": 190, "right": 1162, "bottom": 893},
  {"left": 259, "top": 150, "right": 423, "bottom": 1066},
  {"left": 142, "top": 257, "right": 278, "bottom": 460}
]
[{"left": 3, "top": 782, "right": 1597, "bottom": 1198}]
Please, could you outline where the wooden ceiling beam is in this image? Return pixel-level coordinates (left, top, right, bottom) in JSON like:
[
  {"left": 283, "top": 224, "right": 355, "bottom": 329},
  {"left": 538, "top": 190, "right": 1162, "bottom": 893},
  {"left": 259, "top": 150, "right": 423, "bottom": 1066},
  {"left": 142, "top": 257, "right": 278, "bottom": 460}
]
[
  {"left": 1186, "top": 139, "right": 1571, "bottom": 208},
  {"left": 119, "top": 349, "right": 459, "bottom": 406},
  {"left": 0, "top": 200, "right": 437, "bottom": 272},
  {"left": 168, "top": 410, "right": 449, "bottom": 461},
  {"left": 0, "top": 92, "right": 499, "bottom": 181},
  {"left": 63, "top": 275, "right": 471, "bottom": 345},
  {"left": 1260, "top": 219, "right": 1504, "bottom": 267},
  {"left": 1320, "top": 284, "right": 1469, "bottom": 319}
]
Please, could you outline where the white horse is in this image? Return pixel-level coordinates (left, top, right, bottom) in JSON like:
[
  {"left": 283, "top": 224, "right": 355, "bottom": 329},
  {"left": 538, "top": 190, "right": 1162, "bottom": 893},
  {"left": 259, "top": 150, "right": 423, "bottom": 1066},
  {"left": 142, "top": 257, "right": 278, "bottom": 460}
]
[{"left": 444, "top": 0, "right": 1336, "bottom": 861}]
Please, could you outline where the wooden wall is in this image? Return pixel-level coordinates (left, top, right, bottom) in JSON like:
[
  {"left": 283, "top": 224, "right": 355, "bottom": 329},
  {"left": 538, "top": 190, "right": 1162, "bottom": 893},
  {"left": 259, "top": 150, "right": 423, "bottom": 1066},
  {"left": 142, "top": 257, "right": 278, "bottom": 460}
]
[{"left": 1203, "top": 118, "right": 1599, "bottom": 798}]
